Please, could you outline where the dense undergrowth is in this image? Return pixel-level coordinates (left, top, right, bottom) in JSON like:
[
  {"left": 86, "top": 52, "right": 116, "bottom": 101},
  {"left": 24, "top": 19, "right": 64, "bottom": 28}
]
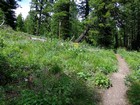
[
  {"left": 118, "top": 49, "right": 140, "bottom": 105},
  {"left": 0, "top": 28, "right": 117, "bottom": 105}
]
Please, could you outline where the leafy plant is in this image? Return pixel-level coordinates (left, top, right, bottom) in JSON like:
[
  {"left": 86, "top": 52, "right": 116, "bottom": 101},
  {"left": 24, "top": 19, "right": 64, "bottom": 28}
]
[
  {"left": 118, "top": 49, "right": 140, "bottom": 105},
  {"left": 127, "top": 82, "right": 140, "bottom": 105},
  {"left": 94, "top": 72, "right": 111, "bottom": 88},
  {"left": 0, "top": 28, "right": 118, "bottom": 104},
  {"left": 0, "top": 36, "right": 5, "bottom": 48},
  {"left": 77, "top": 72, "right": 92, "bottom": 80},
  {"left": 16, "top": 72, "right": 95, "bottom": 105},
  {"left": 47, "top": 61, "right": 62, "bottom": 74},
  {"left": 0, "top": 87, "right": 6, "bottom": 105}
]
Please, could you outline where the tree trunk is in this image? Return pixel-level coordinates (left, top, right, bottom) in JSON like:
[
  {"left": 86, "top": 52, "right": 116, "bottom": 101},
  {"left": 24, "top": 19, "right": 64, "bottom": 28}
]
[
  {"left": 37, "top": 0, "right": 43, "bottom": 35},
  {"left": 75, "top": 26, "right": 90, "bottom": 43},
  {"left": 114, "top": 32, "right": 118, "bottom": 50},
  {"left": 85, "top": 0, "right": 89, "bottom": 19},
  {"left": 136, "top": 8, "right": 140, "bottom": 51}
]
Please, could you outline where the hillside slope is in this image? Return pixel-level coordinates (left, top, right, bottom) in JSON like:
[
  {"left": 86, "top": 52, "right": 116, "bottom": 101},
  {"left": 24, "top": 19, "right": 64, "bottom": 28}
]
[{"left": 0, "top": 28, "right": 117, "bottom": 105}]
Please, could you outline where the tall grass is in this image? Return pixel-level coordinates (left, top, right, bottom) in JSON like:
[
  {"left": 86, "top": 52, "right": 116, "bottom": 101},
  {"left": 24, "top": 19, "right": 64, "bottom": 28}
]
[
  {"left": 118, "top": 49, "right": 140, "bottom": 105},
  {"left": 0, "top": 28, "right": 118, "bottom": 104}
]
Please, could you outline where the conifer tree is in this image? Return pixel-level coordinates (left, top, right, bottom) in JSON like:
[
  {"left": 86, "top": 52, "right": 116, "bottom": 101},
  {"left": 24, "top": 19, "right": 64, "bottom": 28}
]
[
  {"left": 78, "top": 0, "right": 90, "bottom": 19},
  {"left": 30, "top": 0, "right": 53, "bottom": 35},
  {"left": 0, "top": 0, "right": 21, "bottom": 28},
  {"left": 52, "top": 0, "right": 71, "bottom": 39},
  {"left": 16, "top": 13, "right": 24, "bottom": 31},
  {"left": 24, "top": 11, "right": 36, "bottom": 34}
]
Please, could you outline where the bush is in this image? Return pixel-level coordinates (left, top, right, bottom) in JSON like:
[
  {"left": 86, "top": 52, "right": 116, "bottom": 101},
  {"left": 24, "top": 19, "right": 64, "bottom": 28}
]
[
  {"left": 118, "top": 49, "right": 140, "bottom": 105},
  {"left": 47, "top": 61, "right": 62, "bottom": 74},
  {"left": 0, "top": 87, "right": 6, "bottom": 105},
  {"left": 125, "top": 69, "right": 140, "bottom": 86},
  {"left": 94, "top": 72, "right": 111, "bottom": 88},
  {"left": 16, "top": 72, "right": 95, "bottom": 105},
  {"left": 127, "top": 82, "right": 140, "bottom": 105},
  {"left": 0, "top": 28, "right": 118, "bottom": 104},
  {"left": 0, "top": 36, "right": 4, "bottom": 48},
  {"left": 0, "top": 54, "right": 12, "bottom": 85}
]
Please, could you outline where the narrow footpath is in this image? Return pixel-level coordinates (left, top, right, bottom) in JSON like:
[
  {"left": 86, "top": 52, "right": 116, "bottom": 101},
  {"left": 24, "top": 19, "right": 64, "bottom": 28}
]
[{"left": 102, "top": 54, "right": 130, "bottom": 105}]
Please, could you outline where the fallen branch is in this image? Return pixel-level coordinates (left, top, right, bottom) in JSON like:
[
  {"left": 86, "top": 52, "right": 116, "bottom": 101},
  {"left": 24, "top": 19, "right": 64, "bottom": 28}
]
[
  {"left": 75, "top": 26, "right": 90, "bottom": 43},
  {"left": 0, "top": 18, "right": 5, "bottom": 27},
  {"left": 30, "top": 37, "right": 46, "bottom": 42}
]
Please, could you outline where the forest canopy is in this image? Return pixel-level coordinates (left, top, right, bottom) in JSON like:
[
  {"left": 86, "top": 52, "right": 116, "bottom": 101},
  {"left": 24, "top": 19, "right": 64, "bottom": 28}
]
[{"left": 0, "top": 0, "right": 140, "bottom": 50}]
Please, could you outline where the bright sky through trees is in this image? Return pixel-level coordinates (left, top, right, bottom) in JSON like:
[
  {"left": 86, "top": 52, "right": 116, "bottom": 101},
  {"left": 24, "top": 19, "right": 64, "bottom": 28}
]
[
  {"left": 15, "top": 0, "right": 81, "bottom": 19},
  {"left": 15, "top": 0, "right": 31, "bottom": 19}
]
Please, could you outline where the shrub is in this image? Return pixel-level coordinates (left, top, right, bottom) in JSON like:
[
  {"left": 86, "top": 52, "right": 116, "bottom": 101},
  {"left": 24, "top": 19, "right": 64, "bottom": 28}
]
[
  {"left": 0, "top": 54, "right": 12, "bottom": 85},
  {"left": 47, "top": 62, "right": 62, "bottom": 74},
  {"left": 0, "top": 36, "right": 4, "bottom": 48},
  {"left": 16, "top": 72, "right": 95, "bottom": 105},
  {"left": 127, "top": 82, "right": 140, "bottom": 105},
  {"left": 118, "top": 49, "right": 140, "bottom": 105},
  {"left": 0, "top": 87, "right": 6, "bottom": 105},
  {"left": 94, "top": 72, "right": 111, "bottom": 88},
  {"left": 0, "top": 28, "right": 118, "bottom": 104}
]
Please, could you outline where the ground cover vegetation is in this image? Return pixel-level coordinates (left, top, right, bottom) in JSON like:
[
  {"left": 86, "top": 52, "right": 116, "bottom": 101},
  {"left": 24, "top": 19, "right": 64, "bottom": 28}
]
[
  {"left": 0, "top": 28, "right": 117, "bottom": 104},
  {"left": 1, "top": 0, "right": 139, "bottom": 50},
  {"left": 0, "top": 0, "right": 140, "bottom": 105},
  {"left": 118, "top": 49, "right": 140, "bottom": 105}
]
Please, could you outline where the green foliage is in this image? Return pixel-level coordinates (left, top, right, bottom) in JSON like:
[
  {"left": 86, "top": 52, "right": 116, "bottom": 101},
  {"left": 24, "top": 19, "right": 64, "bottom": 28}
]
[
  {"left": 0, "top": 28, "right": 118, "bottom": 104},
  {"left": 0, "top": 0, "right": 18, "bottom": 28},
  {"left": 52, "top": 0, "right": 71, "bottom": 39},
  {"left": 16, "top": 72, "right": 95, "bottom": 105},
  {"left": 29, "top": 0, "right": 53, "bottom": 35},
  {"left": 47, "top": 62, "right": 62, "bottom": 74},
  {"left": 0, "top": 87, "right": 6, "bottom": 105},
  {"left": 118, "top": 49, "right": 140, "bottom": 105},
  {"left": 94, "top": 72, "right": 111, "bottom": 88},
  {"left": 0, "top": 53, "right": 12, "bottom": 85},
  {"left": 118, "top": 49, "right": 140, "bottom": 71},
  {"left": 121, "top": 0, "right": 140, "bottom": 50},
  {"left": 16, "top": 13, "right": 24, "bottom": 31},
  {"left": 77, "top": 72, "right": 91, "bottom": 80},
  {"left": 125, "top": 69, "right": 140, "bottom": 86},
  {"left": 127, "top": 82, "right": 140, "bottom": 105},
  {"left": 24, "top": 12, "right": 36, "bottom": 34},
  {"left": 88, "top": 0, "right": 116, "bottom": 47},
  {"left": 0, "top": 8, "right": 4, "bottom": 23},
  {"left": 0, "top": 36, "right": 4, "bottom": 48}
]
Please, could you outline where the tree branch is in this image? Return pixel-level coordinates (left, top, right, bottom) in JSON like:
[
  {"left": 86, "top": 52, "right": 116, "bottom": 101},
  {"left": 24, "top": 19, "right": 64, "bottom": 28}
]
[
  {"left": 75, "top": 26, "right": 90, "bottom": 43},
  {"left": 0, "top": 18, "right": 5, "bottom": 27}
]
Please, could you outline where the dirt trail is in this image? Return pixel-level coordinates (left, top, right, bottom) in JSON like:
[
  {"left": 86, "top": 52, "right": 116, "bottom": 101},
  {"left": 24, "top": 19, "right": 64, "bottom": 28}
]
[{"left": 102, "top": 54, "right": 130, "bottom": 105}]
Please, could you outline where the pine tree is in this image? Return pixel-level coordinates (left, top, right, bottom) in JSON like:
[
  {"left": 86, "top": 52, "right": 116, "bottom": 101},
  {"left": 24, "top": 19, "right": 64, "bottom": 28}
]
[
  {"left": 24, "top": 11, "right": 36, "bottom": 34},
  {"left": 121, "top": 0, "right": 140, "bottom": 50},
  {"left": 30, "top": 0, "right": 53, "bottom": 35},
  {"left": 78, "top": 0, "right": 90, "bottom": 19},
  {"left": 16, "top": 13, "right": 24, "bottom": 31},
  {"left": 0, "top": 9, "right": 4, "bottom": 26},
  {"left": 52, "top": 0, "right": 71, "bottom": 39},
  {"left": 0, "top": 0, "right": 21, "bottom": 28},
  {"left": 69, "top": 0, "right": 82, "bottom": 40},
  {"left": 88, "top": 0, "right": 119, "bottom": 47}
]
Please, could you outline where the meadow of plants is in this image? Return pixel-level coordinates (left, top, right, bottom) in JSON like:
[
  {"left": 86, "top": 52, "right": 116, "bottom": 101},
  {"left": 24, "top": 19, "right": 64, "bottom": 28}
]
[
  {"left": 118, "top": 49, "right": 140, "bottom": 105},
  {"left": 0, "top": 27, "right": 119, "bottom": 105}
]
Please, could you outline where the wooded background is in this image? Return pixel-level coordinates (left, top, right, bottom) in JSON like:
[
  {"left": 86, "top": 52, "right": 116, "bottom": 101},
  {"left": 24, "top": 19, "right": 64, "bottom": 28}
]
[{"left": 0, "top": 0, "right": 140, "bottom": 50}]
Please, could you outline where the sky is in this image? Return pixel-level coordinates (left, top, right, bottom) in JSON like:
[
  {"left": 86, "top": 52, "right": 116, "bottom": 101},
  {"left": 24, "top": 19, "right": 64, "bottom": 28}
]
[
  {"left": 15, "top": 0, "right": 31, "bottom": 19},
  {"left": 15, "top": 0, "right": 81, "bottom": 19}
]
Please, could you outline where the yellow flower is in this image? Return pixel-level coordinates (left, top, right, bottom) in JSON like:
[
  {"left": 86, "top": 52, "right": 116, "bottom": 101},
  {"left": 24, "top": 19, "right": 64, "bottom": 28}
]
[{"left": 73, "top": 43, "right": 79, "bottom": 48}]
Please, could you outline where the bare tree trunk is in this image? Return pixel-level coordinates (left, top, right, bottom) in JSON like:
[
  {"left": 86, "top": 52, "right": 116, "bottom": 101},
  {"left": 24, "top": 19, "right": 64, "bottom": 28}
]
[
  {"left": 0, "top": 19, "right": 4, "bottom": 27},
  {"left": 75, "top": 26, "right": 90, "bottom": 43},
  {"left": 0, "top": 15, "right": 5, "bottom": 27},
  {"left": 114, "top": 32, "right": 118, "bottom": 53},
  {"left": 37, "top": 0, "right": 43, "bottom": 35},
  {"left": 85, "top": 0, "right": 89, "bottom": 19}
]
